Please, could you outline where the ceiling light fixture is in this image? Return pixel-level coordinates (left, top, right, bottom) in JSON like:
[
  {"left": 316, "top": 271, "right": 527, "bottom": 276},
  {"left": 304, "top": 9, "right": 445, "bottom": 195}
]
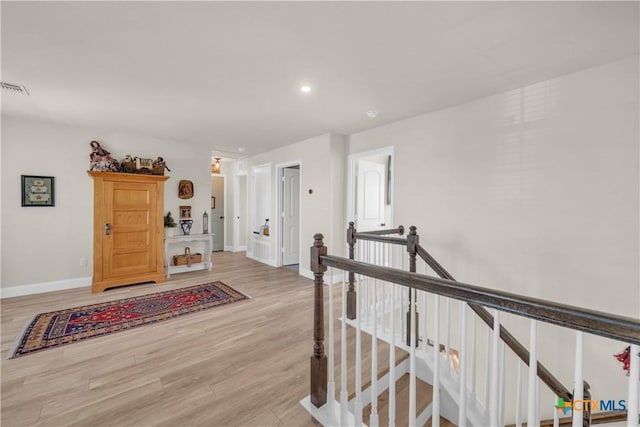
[
  {"left": 300, "top": 85, "right": 311, "bottom": 93},
  {"left": 237, "top": 147, "right": 246, "bottom": 153},
  {"left": 367, "top": 110, "right": 378, "bottom": 118},
  {"left": 211, "top": 157, "right": 221, "bottom": 174}
]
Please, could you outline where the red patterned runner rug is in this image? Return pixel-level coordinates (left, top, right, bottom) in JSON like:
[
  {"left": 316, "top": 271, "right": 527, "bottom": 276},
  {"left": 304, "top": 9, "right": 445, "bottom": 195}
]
[{"left": 8, "top": 281, "right": 248, "bottom": 358}]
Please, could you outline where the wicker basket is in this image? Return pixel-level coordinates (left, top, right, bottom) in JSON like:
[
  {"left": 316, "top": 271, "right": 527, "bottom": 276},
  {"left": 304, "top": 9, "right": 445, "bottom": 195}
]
[
  {"left": 173, "top": 247, "right": 203, "bottom": 266},
  {"left": 121, "top": 161, "right": 165, "bottom": 176}
]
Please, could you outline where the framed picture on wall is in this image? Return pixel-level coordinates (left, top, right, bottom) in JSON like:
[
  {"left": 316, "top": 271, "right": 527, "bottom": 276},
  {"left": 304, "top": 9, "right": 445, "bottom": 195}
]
[
  {"left": 21, "top": 175, "right": 55, "bottom": 207},
  {"left": 179, "top": 205, "right": 192, "bottom": 219}
]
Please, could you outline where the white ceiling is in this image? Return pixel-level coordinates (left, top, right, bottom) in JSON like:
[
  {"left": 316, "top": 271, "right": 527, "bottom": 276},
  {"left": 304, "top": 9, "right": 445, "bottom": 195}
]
[{"left": 2, "top": 1, "right": 638, "bottom": 156}]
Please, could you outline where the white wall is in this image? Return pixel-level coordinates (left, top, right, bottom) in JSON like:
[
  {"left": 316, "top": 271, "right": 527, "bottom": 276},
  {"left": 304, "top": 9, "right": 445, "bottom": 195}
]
[
  {"left": 242, "top": 133, "right": 346, "bottom": 273},
  {"left": 348, "top": 56, "right": 639, "bottom": 420},
  {"left": 1, "top": 116, "right": 212, "bottom": 293}
]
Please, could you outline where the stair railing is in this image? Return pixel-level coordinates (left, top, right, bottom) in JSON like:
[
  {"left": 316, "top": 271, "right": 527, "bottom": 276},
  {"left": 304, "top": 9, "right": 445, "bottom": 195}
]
[{"left": 305, "top": 226, "right": 640, "bottom": 426}]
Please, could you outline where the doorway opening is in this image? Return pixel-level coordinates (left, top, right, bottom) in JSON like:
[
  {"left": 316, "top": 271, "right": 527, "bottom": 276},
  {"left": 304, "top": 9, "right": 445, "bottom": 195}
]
[
  {"left": 211, "top": 175, "right": 225, "bottom": 252},
  {"left": 277, "top": 161, "right": 301, "bottom": 270},
  {"left": 347, "top": 146, "right": 394, "bottom": 232}
]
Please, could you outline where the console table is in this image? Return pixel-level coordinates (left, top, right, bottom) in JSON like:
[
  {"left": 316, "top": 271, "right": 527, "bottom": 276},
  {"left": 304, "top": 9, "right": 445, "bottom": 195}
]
[{"left": 164, "top": 234, "right": 214, "bottom": 278}]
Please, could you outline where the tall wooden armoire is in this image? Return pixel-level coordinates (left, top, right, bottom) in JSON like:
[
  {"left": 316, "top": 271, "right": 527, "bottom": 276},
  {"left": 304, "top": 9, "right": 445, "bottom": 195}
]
[{"left": 89, "top": 171, "right": 169, "bottom": 293}]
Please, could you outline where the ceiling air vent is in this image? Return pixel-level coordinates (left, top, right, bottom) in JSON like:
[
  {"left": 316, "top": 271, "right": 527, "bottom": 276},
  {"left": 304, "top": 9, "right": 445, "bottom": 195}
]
[{"left": 1, "top": 82, "right": 29, "bottom": 96}]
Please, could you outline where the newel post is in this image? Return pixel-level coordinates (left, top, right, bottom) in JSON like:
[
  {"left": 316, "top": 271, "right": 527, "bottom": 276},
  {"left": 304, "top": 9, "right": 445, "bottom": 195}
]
[
  {"left": 310, "top": 233, "right": 328, "bottom": 408},
  {"left": 346, "top": 222, "right": 357, "bottom": 320},
  {"left": 406, "top": 226, "right": 420, "bottom": 347}
]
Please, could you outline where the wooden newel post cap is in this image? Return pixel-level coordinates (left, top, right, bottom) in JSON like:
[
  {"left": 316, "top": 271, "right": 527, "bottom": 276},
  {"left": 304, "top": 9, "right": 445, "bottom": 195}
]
[
  {"left": 347, "top": 222, "right": 356, "bottom": 245},
  {"left": 311, "top": 234, "right": 327, "bottom": 273},
  {"left": 407, "top": 225, "right": 419, "bottom": 252}
]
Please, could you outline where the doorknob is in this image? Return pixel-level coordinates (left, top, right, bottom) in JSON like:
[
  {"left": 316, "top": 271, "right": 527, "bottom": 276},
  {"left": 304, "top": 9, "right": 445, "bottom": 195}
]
[
  {"left": 105, "top": 223, "right": 111, "bottom": 235},
  {"left": 220, "top": 216, "right": 224, "bottom": 219},
  {"left": 380, "top": 223, "right": 386, "bottom": 227}
]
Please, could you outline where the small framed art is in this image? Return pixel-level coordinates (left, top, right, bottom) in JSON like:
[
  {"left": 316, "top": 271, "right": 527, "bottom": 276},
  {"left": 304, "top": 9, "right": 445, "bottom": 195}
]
[{"left": 21, "top": 175, "right": 55, "bottom": 207}]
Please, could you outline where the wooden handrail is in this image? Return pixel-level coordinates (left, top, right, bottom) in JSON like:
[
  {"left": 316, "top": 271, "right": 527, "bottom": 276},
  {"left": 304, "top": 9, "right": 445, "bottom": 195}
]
[
  {"left": 353, "top": 233, "right": 407, "bottom": 245},
  {"left": 416, "top": 245, "right": 572, "bottom": 401},
  {"left": 355, "top": 225, "right": 405, "bottom": 236},
  {"left": 319, "top": 254, "right": 640, "bottom": 346}
]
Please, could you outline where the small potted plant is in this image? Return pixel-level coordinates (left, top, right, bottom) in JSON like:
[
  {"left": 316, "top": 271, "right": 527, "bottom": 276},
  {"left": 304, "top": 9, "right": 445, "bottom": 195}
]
[{"left": 164, "top": 211, "right": 178, "bottom": 237}]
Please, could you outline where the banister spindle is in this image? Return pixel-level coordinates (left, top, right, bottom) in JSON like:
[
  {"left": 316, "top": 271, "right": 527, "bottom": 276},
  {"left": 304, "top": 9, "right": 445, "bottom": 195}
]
[
  {"left": 354, "top": 272, "right": 363, "bottom": 426},
  {"left": 409, "top": 288, "right": 417, "bottom": 426},
  {"left": 347, "top": 222, "right": 357, "bottom": 320},
  {"left": 370, "top": 244, "right": 379, "bottom": 427},
  {"left": 389, "top": 282, "right": 397, "bottom": 427},
  {"left": 527, "top": 320, "right": 537, "bottom": 427},
  {"left": 406, "top": 226, "right": 419, "bottom": 347},
  {"left": 490, "top": 309, "right": 500, "bottom": 426},
  {"left": 327, "top": 268, "right": 335, "bottom": 416},
  {"left": 458, "top": 302, "right": 467, "bottom": 427},
  {"left": 572, "top": 331, "right": 584, "bottom": 427},
  {"left": 432, "top": 295, "right": 441, "bottom": 427},
  {"left": 310, "top": 234, "right": 328, "bottom": 408},
  {"left": 340, "top": 274, "right": 348, "bottom": 426},
  {"left": 515, "top": 362, "right": 523, "bottom": 427}
]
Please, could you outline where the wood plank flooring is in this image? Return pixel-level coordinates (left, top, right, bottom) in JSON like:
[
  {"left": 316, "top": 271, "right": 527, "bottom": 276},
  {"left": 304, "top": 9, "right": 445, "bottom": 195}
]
[{"left": 1, "top": 252, "right": 449, "bottom": 426}]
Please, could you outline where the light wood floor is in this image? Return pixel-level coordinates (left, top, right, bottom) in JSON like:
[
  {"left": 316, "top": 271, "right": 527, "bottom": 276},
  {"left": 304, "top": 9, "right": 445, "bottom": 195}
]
[{"left": 1, "top": 252, "right": 450, "bottom": 427}]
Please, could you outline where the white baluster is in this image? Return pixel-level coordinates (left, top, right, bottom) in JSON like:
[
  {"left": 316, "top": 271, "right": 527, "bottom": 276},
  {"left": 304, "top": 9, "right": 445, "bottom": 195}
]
[
  {"left": 627, "top": 344, "right": 639, "bottom": 427},
  {"left": 370, "top": 249, "right": 379, "bottom": 427},
  {"left": 499, "top": 342, "right": 506, "bottom": 427},
  {"left": 527, "top": 320, "right": 537, "bottom": 427},
  {"left": 432, "top": 295, "right": 441, "bottom": 427},
  {"left": 536, "top": 378, "right": 540, "bottom": 426},
  {"left": 445, "top": 298, "right": 451, "bottom": 373},
  {"left": 409, "top": 288, "right": 417, "bottom": 427},
  {"left": 485, "top": 328, "right": 491, "bottom": 423},
  {"left": 328, "top": 269, "right": 335, "bottom": 416},
  {"left": 572, "top": 332, "right": 584, "bottom": 427},
  {"left": 471, "top": 314, "right": 477, "bottom": 404},
  {"left": 458, "top": 303, "right": 467, "bottom": 427},
  {"left": 490, "top": 310, "right": 500, "bottom": 426},
  {"left": 422, "top": 290, "right": 428, "bottom": 351},
  {"left": 553, "top": 396, "right": 560, "bottom": 427},
  {"left": 389, "top": 283, "right": 396, "bottom": 427},
  {"left": 515, "top": 362, "right": 522, "bottom": 427},
  {"left": 354, "top": 276, "right": 363, "bottom": 426},
  {"left": 340, "top": 275, "right": 348, "bottom": 426}
]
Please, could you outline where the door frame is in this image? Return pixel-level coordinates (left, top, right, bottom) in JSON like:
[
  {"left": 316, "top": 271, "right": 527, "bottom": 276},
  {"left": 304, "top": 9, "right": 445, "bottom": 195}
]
[
  {"left": 211, "top": 173, "right": 228, "bottom": 251},
  {"left": 232, "top": 172, "right": 248, "bottom": 252},
  {"left": 347, "top": 146, "right": 395, "bottom": 229},
  {"left": 276, "top": 160, "right": 302, "bottom": 267}
]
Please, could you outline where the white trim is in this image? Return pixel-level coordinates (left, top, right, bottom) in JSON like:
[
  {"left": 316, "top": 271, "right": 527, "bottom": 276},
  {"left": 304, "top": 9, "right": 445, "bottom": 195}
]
[
  {"left": 1, "top": 276, "right": 91, "bottom": 299},
  {"left": 232, "top": 171, "right": 248, "bottom": 252},
  {"left": 275, "top": 159, "right": 302, "bottom": 268},
  {"left": 245, "top": 252, "right": 278, "bottom": 267},
  {"left": 347, "top": 146, "right": 395, "bottom": 228},
  {"left": 224, "top": 245, "right": 234, "bottom": 252}
]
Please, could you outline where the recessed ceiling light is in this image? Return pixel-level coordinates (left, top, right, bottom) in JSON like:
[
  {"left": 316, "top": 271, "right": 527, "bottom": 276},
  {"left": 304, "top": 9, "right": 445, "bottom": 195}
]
[
  {"left": 300, "top": 85, "right": 311, "bottom": 93},
  {"left": 367, "top": 110, "right": 378, "bottom": 118},
  {"left": 237, "top": 147, "right": 246, "bottom": 152}
]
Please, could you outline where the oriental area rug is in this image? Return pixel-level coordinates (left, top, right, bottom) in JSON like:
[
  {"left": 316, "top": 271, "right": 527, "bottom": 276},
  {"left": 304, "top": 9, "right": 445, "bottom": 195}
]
[{"left": 8, "top": 281, "right": 248, "bottom": 358}]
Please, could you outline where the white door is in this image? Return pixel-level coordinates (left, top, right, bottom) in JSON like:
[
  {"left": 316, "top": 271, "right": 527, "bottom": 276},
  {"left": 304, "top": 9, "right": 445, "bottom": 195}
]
[
  {"left": 211, "top": 176, "right": 224, "bottom": 251},
  {"left": 356, "top": 160, "right": 385, "bottom": 231},
  {"left": 282, "top": 167, "right": 300, "bottom": 265}
]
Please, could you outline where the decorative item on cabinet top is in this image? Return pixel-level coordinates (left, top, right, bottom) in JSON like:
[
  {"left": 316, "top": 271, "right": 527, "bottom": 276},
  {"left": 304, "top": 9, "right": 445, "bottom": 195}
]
[{"left": 88, "top": 140, "right": 170, "bottom": 175}]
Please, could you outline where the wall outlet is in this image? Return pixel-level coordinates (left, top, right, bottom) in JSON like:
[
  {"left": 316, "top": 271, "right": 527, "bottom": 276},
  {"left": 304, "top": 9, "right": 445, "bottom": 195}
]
[{"left": 80, "top": 258, "right": 88, "bottom": 267}]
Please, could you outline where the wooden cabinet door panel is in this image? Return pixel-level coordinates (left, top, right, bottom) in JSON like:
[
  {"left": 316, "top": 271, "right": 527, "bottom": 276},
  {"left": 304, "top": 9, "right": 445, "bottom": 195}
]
[{"left": 103, "top": 181, "right": 157, "bottom": 279}]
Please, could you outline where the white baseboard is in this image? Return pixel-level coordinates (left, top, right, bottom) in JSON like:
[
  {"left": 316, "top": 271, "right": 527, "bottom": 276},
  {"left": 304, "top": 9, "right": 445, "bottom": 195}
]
[
  {"left": 1, "top": 276, "right": 92, "bottom": 299},
  {"left": 224, "top": 245, "right": 234, "bottom": 251},
  {"left": 299, "top": 268, "right": 346, "bottom": 284},
  {"left": 245, "top": 252, "right": 278, "bottom": 267},
  {"left": 230, "top": 245, "right": 247, "bottom": 253}
]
